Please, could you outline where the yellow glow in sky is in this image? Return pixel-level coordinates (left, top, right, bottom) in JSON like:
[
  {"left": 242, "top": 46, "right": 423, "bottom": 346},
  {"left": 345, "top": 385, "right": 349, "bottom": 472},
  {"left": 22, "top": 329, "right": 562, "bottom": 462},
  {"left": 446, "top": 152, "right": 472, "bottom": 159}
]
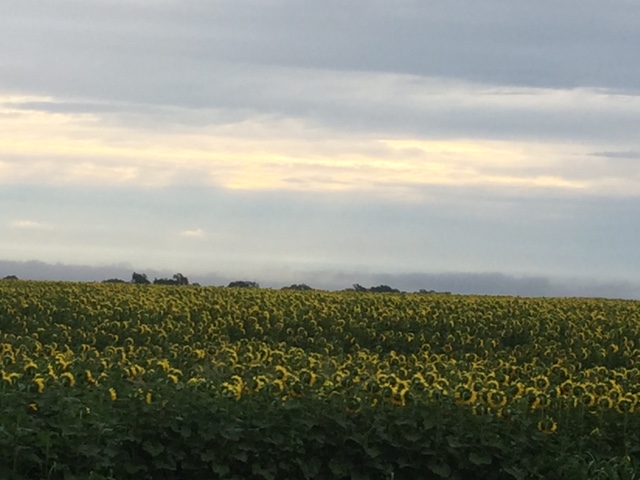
[{"left": 0, "top": 94, "right": 630, "bottom": 196}]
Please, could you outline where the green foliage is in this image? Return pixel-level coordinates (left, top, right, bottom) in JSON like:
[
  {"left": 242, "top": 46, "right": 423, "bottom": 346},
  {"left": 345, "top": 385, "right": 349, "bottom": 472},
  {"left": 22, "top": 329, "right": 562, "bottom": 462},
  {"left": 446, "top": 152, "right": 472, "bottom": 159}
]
[{"left": 1, "top": 281, "right": 640, "bottom": 479}]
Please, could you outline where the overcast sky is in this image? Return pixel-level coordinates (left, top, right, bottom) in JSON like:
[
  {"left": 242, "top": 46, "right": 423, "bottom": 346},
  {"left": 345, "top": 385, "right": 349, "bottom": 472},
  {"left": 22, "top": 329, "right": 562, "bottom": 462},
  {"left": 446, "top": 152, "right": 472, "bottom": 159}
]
[{"left": 1, "top": 1, "right": 639, "bottom": 297}]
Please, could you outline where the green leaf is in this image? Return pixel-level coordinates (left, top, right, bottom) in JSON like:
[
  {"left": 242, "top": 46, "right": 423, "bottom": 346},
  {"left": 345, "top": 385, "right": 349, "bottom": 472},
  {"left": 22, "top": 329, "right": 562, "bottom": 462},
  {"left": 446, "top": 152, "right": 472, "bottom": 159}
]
[
  {"left": 350, "top": 469, "right": 369, "bottom": 480},
  {"left": 232, "top": 451, "right": 248, "bottom": 462},
  {"left": 397, "top": 455, "right": 415, "bottom": 468},
  {"left": 469, "top": 452, "right": 492, "bottom": 466},
  {"left": 155, "top": 455, "right": 177, "bottom": 471},
  {"left": 299, "top": 456, "right": 322, "bottom": 478},
  {"left": 251, "top": 463, "right": 276, "bottom": 480},
  {"left": 421, "top": 417, "right": 436, "bottom": 430},
  {"left": 211, "top": 462, "right": 230, "bottom": 476},
  {"left": 364, "top": 445, "right": 382, "bottom": 459},
  {"left": 329, "top": 457, "right": 349, "bottom": 477},
  {"left": 123, "top": 462, "right": 146, "bottom": 474},
  {"left": 180, "top": 424, "right": 192, "bottom": 438},
  {"left": 141, "top": 440, "right": 165, "bottom": 457},
  {"left": 403, "top": 431, "right": 422, "bottom": 442},
  {"left": 503, "top": 465, "right": 527, "bottom": 480},
  {"left": 446, "top": 435, "right": 463, "bottom": 448},
  {"left": 200, "top": 450, "right": 218, "bottom": 462},
  {"left": 221, "top": 426, "right": 242, "bottom": 441},
  {"left": 429, "top": 461, "right": 451, "bottom": 478}
]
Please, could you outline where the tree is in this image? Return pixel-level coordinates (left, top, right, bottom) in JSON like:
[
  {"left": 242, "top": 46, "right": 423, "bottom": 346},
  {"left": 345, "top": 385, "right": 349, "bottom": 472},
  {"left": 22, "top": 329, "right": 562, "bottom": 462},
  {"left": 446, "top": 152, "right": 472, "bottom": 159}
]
[
  {"left": 416, "top": 289, "right": 451, "bottom": 295},
  {"left": 350, "top": 284, "right": 400, "bottom": 293},
  {"left": 228, "top": 281, "right": 260, "bottom": 289},
  {"left": 281, "top": 283, "right": 313, "bottom": 291},
  {"left": 369, "top": 285, "right": 400, "bottom": 293},
  {"left": 2, "top": 275, "right": 19, "bottom": 281},
  {"left": 173, "top": 273, "right": 189, "bottom": 286},
  {"left": 102, "top": 278, "right": 126, "bottom": 284},
  {"left": 131, "top": 272, "right": 150, "bottom": 285},
  {"left": 152, "top": 275, "right": 183, "bottom": 286}
]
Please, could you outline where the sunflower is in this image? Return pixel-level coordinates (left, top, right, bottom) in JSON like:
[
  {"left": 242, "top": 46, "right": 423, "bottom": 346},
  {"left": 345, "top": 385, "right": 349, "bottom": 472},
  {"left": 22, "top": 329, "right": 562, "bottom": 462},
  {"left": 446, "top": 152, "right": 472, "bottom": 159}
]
[
  {"left": 572, "top": 384, "right": 585, "bottom": 397},
  {"left": 471, "top": 381, "right": 484, "bottom": 393},
  {"left": 271, "top": 379, "right": 285, "bottom": 395},
  {"left": 47, "top": 364, "right": 58, "bottom": 381},
  {"left": 581, "top": 393, "right": 596, "bottom": 408},
  {"left": 380, "top": 386, "right": 394, "bottom": 400},
  {"left": 23, "top": 360, "right": 38, "bottom": 372},
  {"left": 299, "top": 369, "right": 317, "bottom": 387},
  {"left": 597, "top": 396, "right": 614, "bottom": 410},
  {"left": 33, "top": 376, "right": 45, "bottom": 393},
  {"left": 423, "top": 372, "right": 438, "bottom": 386},
  {"left": 485, "top": 379, "right": 500, "bottom": 391},
  {"left": 533, "top": 375, "right": 550, "bottom": 391},
  {"left": 60, "top": 371, "right": 76, "bottom": 387},
  {"left": 537, "top": 418, "right": 558, "bottom": 434},
  {"left": 505, "top": 382, "right": 525, "bottom": 399},
  {"left": 435, "top": 378, "right": 450, "bottom": 390},
  {"left": 593, "top": 383, "right": 608, "bottom": 397},
  {"left": 454, "top": 385, "right": 477, "bottom": 406},
  {"left": 615, "top": 395, "right": 636, "bottom": 414},
  {"left": 494, "top": 372, "right": 510, "bottom": 385},
  {"left": 389, "top": 391, "right": 406, "bottom": 407},
  {"left": 1, "top": 370, "right": 20, "bottom": 385},
  {"left": 609, "top": 392, "right": 624, "bottom": 408},
  {"left": 472, "top": 404, "right": 488, "bottom": 416},
  {"left": 365, "top": 380, "right": 381, "bottom": 394},
  {"left": 535, "top": 393, "right": 550, "bottom": 409},
  {"left": 559, "top": 380, "right": 574, "bottom": 396},
  {"left": 345, "top": 396, "right": 362, "bottom": 414},
  {"left": 487, "top": 390, "right": 507, "bottom": 409},
  {"left": 275, "top": 365, "right": 288, "bottom": 380},
  {"left": 222, "top": 381, "right": 242, "bottom": 400}
]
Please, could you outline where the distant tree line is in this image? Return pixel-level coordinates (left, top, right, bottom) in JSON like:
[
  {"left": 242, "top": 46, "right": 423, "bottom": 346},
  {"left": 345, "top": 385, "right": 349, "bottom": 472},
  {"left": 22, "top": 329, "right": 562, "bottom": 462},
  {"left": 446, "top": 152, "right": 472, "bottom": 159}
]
[
  {"left": 131, "top": 272, "right": 190, "bottom": 286},
  {"left": 101, "top": 272, "right": 193, "bottom": 286},
  {"left": 350, "top": 283, "right": 400, "bottom": 293},
  {"left": 349, "top": 284, "right": 450, "bottom": 294},
  {"left": 227, "top": 281, "right": 260, "bottom": 289},
  {"left": 281, "top": 283, "right": 313, "bottom": 291},
  {"left": 0, "top": 270, "right": 448, "bottom": 294}
]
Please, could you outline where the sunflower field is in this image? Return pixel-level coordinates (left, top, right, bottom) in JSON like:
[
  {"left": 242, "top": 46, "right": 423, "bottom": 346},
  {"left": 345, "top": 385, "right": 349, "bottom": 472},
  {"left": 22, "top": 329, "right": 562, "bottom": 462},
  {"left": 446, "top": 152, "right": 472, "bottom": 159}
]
[{"left": 1, "top": 280, "right": 640, "bottom": 479}]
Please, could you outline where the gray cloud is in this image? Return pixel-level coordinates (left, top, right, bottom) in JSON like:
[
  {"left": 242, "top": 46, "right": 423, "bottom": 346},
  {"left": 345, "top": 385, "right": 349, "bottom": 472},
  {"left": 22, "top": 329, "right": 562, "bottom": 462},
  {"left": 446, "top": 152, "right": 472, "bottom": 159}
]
[
  {"left": 2, "top": 0, "right": 640, "bottom": 114},
  {"left": 3, "top": 1, "right": 640, "bottom": 160},
  {"left": 3, "top": 0, "right": 640, "bottom": 100},
  {"left": 591, "top": 151, "right": 640, "bottom": 159},
  {"left": 5, "top": 76, "right": 640, "bottom": 154}
]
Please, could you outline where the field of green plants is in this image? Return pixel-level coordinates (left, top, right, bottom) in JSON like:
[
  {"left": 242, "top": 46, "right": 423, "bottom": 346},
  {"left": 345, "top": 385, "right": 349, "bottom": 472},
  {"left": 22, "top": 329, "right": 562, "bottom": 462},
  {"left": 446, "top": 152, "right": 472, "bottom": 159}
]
[{"left": 1, "top": 280, "right": 640, "bottom": 479}]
